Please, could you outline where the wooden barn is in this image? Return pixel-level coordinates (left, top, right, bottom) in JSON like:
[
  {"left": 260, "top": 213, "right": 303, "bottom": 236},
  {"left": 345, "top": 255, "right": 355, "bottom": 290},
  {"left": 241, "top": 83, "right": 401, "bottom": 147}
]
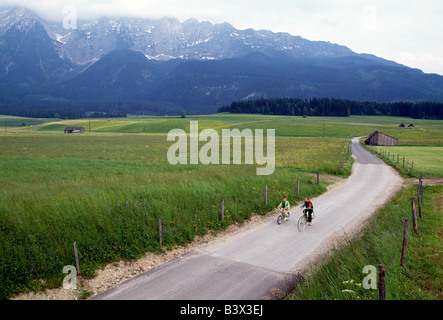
[
  {"left": 364, "top": 131, "right": 398, "bottom": 146},
  {"left": 64, "top": 127, "right": 85, "bottom": 134}
]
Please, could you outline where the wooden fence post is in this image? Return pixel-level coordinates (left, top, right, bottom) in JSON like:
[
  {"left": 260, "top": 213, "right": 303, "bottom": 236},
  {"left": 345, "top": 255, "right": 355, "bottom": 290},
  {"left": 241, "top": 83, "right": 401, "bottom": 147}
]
[
  {"left": 378, "top": 265, "right": 386, "bottom": 300},
  {"left": 264, "top": 186, "right": 268, "bottom": 205},
  {"left": 411, "top": 198, "right": 418, "bottom": 234},
  {"left": 158, "top": 218, "right": 163, "bottom": 247},
  {"left": 297, "top": 178, "right": 300, "bottom": 197},
  {"left": 403, "top": 156, "right": 405, "bottom": 168},
  {"left": 417, "top": 189, "right": 422, "bottom": 218},
  {"left": 221, "top": 200, "right": 225, "bottom": 222},
  {"left": 400, "top": 219, "right": 409, "bottom": 268},
  {"left": 74, "top": 241, "right": 80, "bottom": 275}
]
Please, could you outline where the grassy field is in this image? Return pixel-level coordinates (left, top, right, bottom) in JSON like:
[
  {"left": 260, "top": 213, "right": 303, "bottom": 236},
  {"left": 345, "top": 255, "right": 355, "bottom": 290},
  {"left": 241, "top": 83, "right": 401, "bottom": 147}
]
[
  {"left": 4, "top": 114, "right": 443, "bottom": 143},
  {"left": 0, "top": 113, "right": 441, "bottom": 299},
  {"left": 0, "top": 115, "right": 59, "bottom": 129},
  {"left": 372, "top": 145, "right": 443, "bottom": 177},
  {"left": 0, "top": 116, "right": 353, "bottom": 299},
  {"left": 286, "top": 185, "right": 443, "bottom": 300}
]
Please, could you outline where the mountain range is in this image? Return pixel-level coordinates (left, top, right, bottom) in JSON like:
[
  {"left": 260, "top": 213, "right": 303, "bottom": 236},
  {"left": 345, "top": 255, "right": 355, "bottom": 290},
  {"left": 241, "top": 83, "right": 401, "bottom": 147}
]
[{"left": 1, "top": 6, "right": 443, "bottom": 116}]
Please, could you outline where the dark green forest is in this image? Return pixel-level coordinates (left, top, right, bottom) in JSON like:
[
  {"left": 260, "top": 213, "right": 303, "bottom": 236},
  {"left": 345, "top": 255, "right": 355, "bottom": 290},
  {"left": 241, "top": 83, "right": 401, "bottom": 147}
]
[{"left": 218, "top": 97, "right": 443, "bottom": 119}]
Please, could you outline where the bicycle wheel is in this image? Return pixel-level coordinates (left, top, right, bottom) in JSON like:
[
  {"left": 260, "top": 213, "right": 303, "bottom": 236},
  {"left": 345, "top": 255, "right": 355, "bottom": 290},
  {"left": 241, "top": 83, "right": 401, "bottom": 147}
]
[
  {"left": 277, "top": 214, "right": 283, "bottom": 225},
  {"left": 297, "top": 215, "right": 306, "bottom": 232}
]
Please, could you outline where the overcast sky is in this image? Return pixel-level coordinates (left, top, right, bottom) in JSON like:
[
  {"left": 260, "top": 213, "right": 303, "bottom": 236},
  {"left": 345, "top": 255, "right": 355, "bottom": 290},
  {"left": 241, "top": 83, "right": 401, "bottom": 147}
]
[{"left": 2, "top": 0, "right": 442, "bottom": 75}]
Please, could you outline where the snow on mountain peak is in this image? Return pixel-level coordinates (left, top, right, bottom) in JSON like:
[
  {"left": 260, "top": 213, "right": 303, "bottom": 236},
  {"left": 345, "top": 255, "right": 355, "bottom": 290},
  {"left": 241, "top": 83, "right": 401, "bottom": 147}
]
[{"left": 0, "top": 5, "right": 356, "bottom": 66}]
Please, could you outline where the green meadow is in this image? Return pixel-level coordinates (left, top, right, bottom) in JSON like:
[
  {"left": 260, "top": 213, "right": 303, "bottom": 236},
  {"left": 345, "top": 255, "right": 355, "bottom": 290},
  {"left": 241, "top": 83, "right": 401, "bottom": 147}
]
[
  {"left": 0, "top": 114, "right": 442, "bottom": 299},
  {"left": 372, "top": 145, "right": 443, "bottom": 177},
  {"left": 8, "top": 114, "right": 443, "bottom": 143}
]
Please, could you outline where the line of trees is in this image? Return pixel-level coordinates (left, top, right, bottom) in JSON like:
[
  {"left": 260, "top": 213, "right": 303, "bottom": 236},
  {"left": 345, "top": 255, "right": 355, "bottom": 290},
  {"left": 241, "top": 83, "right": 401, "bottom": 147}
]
[
  {"left": 0, "top": 100, "right": 129, "bottom": 119},
  {"left": 0, "top": 108, "right": 127, "bottom": 119},
  {"left": 217, "top": 97, "right": 443, "bottom": 119},
  {"left": 0, "top": 99, "right": 184, "bottom": 119}
]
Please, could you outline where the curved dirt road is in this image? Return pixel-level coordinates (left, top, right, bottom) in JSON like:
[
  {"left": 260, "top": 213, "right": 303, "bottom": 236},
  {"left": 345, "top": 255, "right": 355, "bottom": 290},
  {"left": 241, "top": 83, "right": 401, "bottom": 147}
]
[{"left": 92, "top": 138, "right": 403, "bottom": 300}]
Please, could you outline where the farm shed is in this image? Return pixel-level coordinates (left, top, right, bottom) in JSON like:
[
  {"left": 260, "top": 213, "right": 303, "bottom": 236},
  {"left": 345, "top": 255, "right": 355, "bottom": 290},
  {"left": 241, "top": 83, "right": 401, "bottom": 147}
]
[
  {"left": 364, "top": 131, "right": 398, "bottom": 146},
  {"left": 64, "top": 127, "right": 85, "bottom": 134}
]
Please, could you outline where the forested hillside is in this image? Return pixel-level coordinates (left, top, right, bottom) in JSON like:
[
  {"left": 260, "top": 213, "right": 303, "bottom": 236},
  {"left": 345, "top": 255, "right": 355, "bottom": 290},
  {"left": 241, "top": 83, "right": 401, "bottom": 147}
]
[{"left": 218, "top": 97, "right": 443, "bottom": 119}]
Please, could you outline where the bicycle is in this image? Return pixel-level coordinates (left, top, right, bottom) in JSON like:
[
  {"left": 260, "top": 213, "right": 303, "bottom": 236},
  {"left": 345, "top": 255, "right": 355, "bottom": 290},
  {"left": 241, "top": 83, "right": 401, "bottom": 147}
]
[
  {"left": 277, "top": 209, "right": 291, "bottom": 225},
  {"left": 297, "top": 210, "right": 315, "bottom": 232}
]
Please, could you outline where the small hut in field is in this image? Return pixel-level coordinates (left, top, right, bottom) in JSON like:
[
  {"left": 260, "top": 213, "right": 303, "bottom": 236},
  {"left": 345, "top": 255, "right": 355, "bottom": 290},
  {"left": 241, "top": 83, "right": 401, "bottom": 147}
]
[
  {"left": 364, "top": 131, "right": 398, "bottom": 146},
  {"left": 64, "top": 127, "right": 85, "bottom": 134}
]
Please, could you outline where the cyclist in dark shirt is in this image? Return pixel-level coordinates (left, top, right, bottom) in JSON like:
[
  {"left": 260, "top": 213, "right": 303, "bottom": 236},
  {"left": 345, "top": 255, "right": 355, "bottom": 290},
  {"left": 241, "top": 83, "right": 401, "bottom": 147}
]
[{"left": 301, "top": 196, "right": 314, "bottom": 225}]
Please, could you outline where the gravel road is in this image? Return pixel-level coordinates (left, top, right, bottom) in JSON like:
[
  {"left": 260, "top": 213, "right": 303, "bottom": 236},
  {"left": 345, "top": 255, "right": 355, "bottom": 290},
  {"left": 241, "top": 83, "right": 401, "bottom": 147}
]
[{"left": 92, "top": 138, "right": 403, "bottom": 300}]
